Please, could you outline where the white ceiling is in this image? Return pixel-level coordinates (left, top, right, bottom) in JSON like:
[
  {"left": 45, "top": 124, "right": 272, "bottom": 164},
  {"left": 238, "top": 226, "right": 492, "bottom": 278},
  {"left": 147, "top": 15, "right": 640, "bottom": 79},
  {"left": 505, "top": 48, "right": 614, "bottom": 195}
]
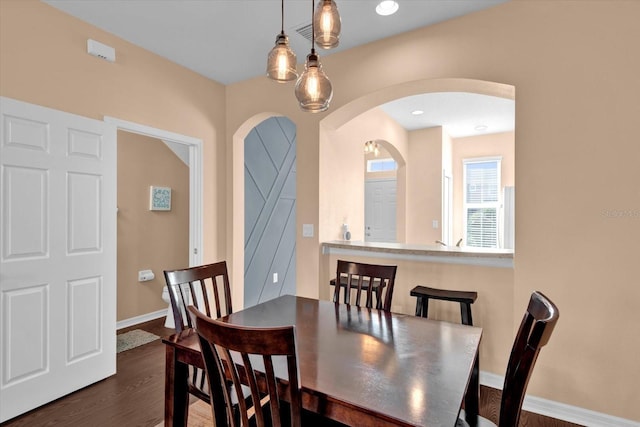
[
  {"left": 380, "top": 92, "right": 514, "bottom": 138},
  {"left": 41, "top": 0, "right": 514, "bottom": 136}
]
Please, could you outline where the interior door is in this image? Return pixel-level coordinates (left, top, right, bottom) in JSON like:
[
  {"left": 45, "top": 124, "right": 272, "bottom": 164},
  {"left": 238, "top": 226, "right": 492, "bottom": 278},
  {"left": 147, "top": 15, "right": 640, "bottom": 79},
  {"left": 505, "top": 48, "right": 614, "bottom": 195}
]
[
  {"left": 244, "top": 117, "right": 296, "bottom": 308},
  {"left": 0, "top": 97, "right": 116, "bottom": 422},
  {"left": 365, "top": 178, "right": 397, "bottom": 242}
]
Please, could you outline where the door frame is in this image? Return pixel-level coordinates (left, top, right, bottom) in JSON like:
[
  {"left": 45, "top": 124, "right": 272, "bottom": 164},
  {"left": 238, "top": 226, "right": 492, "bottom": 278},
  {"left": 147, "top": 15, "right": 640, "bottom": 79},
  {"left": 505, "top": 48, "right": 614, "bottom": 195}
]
[{"left": 104, "top": 117, "right": 203, "bottom": 267}]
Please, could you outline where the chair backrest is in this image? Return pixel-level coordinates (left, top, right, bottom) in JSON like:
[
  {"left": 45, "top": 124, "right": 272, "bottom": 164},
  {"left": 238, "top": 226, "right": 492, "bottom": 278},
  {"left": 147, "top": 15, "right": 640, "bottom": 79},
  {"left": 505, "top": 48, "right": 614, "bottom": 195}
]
[
  {"left": 188, "top": 306, "right": 302, "bottom": 427},
  {"left": 498, "top": 291, "right": 559, "bottom": 427},
  {"left": 333, "top": 260, "right": 397, "bottom": 311},
  {"left": 164, "top": 261, "right": 232, "bottom": 333}
]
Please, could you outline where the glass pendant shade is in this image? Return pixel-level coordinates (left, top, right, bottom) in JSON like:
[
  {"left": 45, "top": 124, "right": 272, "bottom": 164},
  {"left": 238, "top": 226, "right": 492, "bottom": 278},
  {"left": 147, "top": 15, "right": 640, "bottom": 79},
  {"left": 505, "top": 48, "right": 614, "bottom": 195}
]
[
  {"left": 266, "top": 32, "right": 297, "bottom": 82},
  {"left": 295, "top": 52, "right": 333, "bottom": 112},
  {"left": 313, "top": 0, "right": 341, "bottom": 49}
]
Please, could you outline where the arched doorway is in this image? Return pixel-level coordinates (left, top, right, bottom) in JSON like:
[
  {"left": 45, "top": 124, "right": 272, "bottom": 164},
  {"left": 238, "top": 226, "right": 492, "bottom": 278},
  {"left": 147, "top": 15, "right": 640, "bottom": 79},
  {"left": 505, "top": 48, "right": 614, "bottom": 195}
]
[
  {"left": 318, "top": 78, "right": 514, "bottom": 248},
  {"left": 243, "top": 116, "right": 297, "bottom": 307}
]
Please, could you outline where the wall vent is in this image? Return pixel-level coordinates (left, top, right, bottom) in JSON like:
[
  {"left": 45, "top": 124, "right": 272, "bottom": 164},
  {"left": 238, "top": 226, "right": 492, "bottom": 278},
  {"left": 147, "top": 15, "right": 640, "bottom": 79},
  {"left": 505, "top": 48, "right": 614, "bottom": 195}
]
[{"left": 294, "top": 23, "right": 313, "bottom": 42}]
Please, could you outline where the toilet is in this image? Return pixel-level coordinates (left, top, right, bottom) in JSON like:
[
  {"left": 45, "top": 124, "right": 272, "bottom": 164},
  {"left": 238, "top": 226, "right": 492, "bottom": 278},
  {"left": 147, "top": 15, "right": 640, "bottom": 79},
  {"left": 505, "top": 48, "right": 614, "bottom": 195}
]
[{"left": 161, "top": 286, "right": 176, "bottom": 329}]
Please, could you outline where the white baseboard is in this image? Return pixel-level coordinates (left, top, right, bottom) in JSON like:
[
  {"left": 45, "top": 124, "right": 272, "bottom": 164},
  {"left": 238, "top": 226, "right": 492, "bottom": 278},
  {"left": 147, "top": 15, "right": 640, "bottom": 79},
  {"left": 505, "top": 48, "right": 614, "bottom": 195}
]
[
  {"left": 116, "top": 308, "right": 167, "bottom": 330},
  {"left": 480, "top": 371, "right": 640, "bottom": 427}
]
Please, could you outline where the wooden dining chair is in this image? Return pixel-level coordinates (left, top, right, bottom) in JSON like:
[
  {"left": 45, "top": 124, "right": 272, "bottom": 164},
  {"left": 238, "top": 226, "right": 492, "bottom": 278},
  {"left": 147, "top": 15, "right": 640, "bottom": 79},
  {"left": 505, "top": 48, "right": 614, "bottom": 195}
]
[
  {"left": 457, "top": 291, "right": 560, "bottom": 427},
  {"left": 188, "top": 305, "right": 302, "bottom": 427},
  {"left": 164, "top": 261, "right": 233, "bottom": 403},
  {"left": 332, "top": 260, "right": 398, "bottom": 311},
  {"left": 331, "top": 260, "right": 398, "bottom": 311}
]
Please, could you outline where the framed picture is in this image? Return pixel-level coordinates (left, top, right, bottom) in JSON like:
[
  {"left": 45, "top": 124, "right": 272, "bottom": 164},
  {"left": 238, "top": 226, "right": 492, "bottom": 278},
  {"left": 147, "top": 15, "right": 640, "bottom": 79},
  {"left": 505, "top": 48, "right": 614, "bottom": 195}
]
[{"left": 149, "top": 186, "right": 171, "bottom": 211}]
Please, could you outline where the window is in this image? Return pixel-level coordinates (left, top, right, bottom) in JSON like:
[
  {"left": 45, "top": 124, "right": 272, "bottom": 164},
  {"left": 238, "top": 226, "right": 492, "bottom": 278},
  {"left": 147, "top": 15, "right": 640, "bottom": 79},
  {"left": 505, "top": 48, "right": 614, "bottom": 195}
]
[
  {"left": 367, "top": 158, "right": 397, "bottom": 173},
  {"left": 463, "top": 158, "right": 501, "bottom": 248}
]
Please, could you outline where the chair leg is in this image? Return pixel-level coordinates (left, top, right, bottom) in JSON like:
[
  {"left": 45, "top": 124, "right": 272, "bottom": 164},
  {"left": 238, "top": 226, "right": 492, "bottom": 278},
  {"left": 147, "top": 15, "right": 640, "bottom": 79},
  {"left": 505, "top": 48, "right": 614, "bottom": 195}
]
[
  {"left": 460, "top": 302, "right": 473, "bottom": 326},
  {"left": 421, "top": 298, "right": 430, "bottom": 318},
  {"left": 414, "top": 296, "right": 431, "bottom": 318},
  {"left": 414, "top": 296, "right": 423, "bottom": 316}
]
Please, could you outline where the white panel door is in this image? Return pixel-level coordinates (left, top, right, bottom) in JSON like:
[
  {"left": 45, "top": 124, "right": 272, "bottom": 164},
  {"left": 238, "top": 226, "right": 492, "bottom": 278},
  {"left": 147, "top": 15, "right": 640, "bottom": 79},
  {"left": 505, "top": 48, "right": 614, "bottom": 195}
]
[
  {"left": 365, "top": 179, "right": 397, "bottom": 242},
  {"left": 0, "top": 97, "right": 116, "bottom": 422}
]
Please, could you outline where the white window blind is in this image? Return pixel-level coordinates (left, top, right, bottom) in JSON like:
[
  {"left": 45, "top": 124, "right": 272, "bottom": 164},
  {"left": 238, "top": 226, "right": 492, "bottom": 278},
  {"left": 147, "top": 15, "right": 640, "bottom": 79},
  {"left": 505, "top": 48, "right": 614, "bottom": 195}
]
[{"left": 464, "top": 159, "right": 501, "bottom": 248}]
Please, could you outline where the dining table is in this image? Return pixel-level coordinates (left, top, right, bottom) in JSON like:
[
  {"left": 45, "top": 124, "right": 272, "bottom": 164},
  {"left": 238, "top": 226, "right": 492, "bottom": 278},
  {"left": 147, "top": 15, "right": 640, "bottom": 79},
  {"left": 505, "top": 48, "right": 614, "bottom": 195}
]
[{"left": 163, "top": 294, "right": 482, "bottom": 427}]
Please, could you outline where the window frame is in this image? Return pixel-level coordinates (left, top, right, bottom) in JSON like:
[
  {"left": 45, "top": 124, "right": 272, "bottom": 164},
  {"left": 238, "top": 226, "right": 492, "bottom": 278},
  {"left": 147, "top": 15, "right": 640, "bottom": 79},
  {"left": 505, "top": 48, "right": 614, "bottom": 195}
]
[
  {"left": 463, "top": 157, "right": 502, "bottom": 248},
  {"left": 366, "top": 157, "right": 397, "bottom": 173}
]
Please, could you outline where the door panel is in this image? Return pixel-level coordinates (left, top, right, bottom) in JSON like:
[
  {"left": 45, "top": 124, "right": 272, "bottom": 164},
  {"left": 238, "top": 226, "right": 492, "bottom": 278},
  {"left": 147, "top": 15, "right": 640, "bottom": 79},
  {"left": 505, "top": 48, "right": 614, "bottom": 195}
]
[
  {"left": 3, "top": 166, "right": 48, "bottom": 259},
  {"left": 0, "top": 97, "right": 116, "bottom": 422},
  {"left": 3, "top": 284, "right": 48, "bottom": 385},
  {"left": 68, "top": 172, "right": 102, "bottom": 253},
  {"left": 365, "top": 179, "right": 397, "bottom": 242}
]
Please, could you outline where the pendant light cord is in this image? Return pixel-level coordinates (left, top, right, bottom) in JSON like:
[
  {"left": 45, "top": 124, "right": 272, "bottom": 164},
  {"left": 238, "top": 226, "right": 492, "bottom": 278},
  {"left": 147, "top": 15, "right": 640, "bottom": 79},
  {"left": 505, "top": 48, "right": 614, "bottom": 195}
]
[
  {"left": 281, "top": 0, "right": 284, "bottom": 34},
  {"left": 311, "top": 0, "right": 316, "bottom": 54}
]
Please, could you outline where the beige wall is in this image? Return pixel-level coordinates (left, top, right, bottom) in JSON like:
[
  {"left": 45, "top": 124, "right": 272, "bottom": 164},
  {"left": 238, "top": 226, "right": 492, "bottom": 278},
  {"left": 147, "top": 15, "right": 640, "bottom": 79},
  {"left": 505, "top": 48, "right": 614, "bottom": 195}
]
[
  {"left": 0, "top": 0, "right": 226, "bottom": 276},
  {"left": 321, "top": 107, "right": 408, "bottom": 243},
  {"left": 116, "top": 131, "right": 188, "bottom": 321},
  {"left": 406, "top": 127, "right": 444, "bottom": 244},
  {"left": 452, "top": 131, "right": 515, "bottom": 243},
  {"left": 226, "top": 1, "right": 640, "bottom": 420},
  {"left": 3, "top": 0, "right": 640, "bottom": 421}
]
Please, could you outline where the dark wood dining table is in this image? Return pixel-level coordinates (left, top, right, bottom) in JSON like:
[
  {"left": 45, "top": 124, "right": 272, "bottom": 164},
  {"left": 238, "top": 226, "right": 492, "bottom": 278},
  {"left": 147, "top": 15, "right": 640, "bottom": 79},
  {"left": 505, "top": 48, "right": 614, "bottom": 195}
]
[{"left": 163, "top": 294, "right": 482, "bottom": 427}]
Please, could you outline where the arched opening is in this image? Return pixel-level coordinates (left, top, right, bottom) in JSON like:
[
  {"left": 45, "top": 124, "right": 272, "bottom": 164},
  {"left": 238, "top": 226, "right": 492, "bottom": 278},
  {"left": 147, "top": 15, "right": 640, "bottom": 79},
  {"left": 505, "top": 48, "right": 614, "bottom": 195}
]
[
  {"left": 363, "top": 139, "right": 405, "bottom": 243},
  {"left": 229, "top": 112, "right": 296, "bottom": 307},
  {"left": 318, "top": 78, "right": 514, "bottom": 250},
  {"left": 243, "top": 116, "right": 297, "bottom": 307}
]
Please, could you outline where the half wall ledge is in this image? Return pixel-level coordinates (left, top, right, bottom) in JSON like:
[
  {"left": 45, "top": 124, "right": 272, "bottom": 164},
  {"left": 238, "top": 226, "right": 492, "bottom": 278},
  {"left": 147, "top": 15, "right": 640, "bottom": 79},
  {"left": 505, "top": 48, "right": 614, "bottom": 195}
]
[{"left": 321, "top": 240, "right": 514, "bottom": 269}]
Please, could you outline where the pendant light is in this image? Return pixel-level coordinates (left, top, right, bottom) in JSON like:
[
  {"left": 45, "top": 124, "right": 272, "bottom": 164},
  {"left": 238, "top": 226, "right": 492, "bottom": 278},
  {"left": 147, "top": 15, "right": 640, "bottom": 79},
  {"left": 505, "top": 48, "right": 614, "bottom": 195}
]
[
  {"left": 313, "top": 0, "right": 341, "bottom": 49},
  {"left": 266, "top": 0, "right": 297, "bottom": 82},
  {"left": 364, "top": 140, "right": 380, "bottom": 157},
  {"left": 295, "top": 0, "right": 333, "bottom": 112}
]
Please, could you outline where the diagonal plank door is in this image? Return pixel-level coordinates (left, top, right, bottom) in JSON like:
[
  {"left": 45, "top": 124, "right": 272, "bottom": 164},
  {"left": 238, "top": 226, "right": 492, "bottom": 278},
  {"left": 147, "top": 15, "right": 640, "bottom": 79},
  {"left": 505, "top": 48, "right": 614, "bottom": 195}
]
[{"left": 244, "top": 117, "right": 296, "bottom": 307}]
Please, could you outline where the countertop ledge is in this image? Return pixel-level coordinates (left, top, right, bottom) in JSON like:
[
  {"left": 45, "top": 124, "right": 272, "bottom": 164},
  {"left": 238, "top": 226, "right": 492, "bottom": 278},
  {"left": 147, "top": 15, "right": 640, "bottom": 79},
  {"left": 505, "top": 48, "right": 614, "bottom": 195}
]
[{"left": 322, "top": 240, "right": 514, "bottom": 268}]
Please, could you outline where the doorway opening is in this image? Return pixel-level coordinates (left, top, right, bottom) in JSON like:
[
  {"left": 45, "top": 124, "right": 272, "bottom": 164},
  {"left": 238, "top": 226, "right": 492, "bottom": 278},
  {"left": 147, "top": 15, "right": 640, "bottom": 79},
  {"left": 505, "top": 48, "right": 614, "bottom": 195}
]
[
  {"left": 243, "top": 116, "right": 297, "bottom": 307},
  {"left": 105, "top": 117, "right": 203, "bottom": 329}
]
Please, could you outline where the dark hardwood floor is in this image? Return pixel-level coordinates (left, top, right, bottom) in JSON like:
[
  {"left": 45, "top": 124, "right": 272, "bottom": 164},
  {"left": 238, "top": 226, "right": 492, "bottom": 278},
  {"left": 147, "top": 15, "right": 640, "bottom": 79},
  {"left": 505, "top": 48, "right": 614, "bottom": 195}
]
[
  {"left": 1, "top": 317, "right": 583, "bottom": 427},
  {"left": 1, "top": 319, "right": 175, "bottom": 427}
]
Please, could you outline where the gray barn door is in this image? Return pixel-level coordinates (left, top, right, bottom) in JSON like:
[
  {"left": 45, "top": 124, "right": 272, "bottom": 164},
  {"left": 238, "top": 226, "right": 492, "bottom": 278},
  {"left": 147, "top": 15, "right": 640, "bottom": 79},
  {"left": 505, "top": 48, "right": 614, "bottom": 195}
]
[{"left": 244, "top": 117, "right": 296, "bottom": 307}]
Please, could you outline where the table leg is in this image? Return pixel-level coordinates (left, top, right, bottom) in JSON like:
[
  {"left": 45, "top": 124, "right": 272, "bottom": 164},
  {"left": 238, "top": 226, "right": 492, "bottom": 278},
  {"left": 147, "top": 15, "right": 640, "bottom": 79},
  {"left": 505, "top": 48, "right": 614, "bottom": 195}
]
[
  {"left": 165, "top": 344, "right": 189, "bottom": 427},
  {"left": 464, "top": 350, "right": 480, "bottom": 427}
]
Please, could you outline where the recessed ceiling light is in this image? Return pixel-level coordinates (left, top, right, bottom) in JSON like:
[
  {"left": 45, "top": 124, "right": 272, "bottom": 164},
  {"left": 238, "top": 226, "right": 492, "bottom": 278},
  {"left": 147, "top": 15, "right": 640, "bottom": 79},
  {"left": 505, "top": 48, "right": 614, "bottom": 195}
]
[
  {"left": 376, "top": 1, "right": 399, "bottom": 16},
  {"left": 411, "top": 110, "right": 424, "bottom": 116},
  {"left": 474, "top": 125, "right": 488, "bottom": 131}
]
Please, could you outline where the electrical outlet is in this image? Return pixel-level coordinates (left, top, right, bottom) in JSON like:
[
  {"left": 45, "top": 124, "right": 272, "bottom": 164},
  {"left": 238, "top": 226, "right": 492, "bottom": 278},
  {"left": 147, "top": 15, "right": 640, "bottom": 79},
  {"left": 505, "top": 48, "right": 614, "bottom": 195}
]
[
  {"left": 273, "top": 273, "right": 278, "bottom": 283},
  {"left": 138, "top": 269, "right": 155, "bottom": 282}
]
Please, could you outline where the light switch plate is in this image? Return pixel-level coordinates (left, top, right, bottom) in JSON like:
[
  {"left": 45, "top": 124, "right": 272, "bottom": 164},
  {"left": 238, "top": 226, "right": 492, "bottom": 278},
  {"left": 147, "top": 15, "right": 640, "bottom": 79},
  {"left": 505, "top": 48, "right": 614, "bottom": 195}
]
[{"left": 302, "top": 224, "right": 314, "bottom": 237}]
